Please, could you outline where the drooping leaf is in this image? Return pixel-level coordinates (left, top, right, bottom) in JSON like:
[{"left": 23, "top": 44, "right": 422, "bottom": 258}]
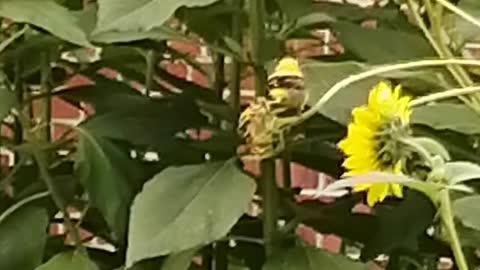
[
  {"left": 126, "top": 159, "right": 256, "bottom": 267},
  {"left": 161, "top": 248, "right": 197, "bottom": 270},
  {"left": 0, "top": 207, "right": 48, "bottom": 270},
  {"left": 35, "top": 250, "right": 99, "bottom": 270},
  {"left": 445, "top": 161, "right": 480, "bottom": 184},
  {"left": 0, "top": 0, "right": 91, "bottom": 47},
  {"left": 301, "top": 59, "right": 378, "bottom": 124},
  {"left": 263, "top": 245, "right": 368, "bottom": 270},
  {"left": 332, "top": 21, "right": 435, "bottom": 64},
  {"left": 454, "top": 195, "right": 480, "bottom": 231},
  {"left": 94, "top": 0, "right": 221, "bottom": 34},
  {"left": 74, "top": 129, "right": 142, "bottom": 241},
  {"left": 412, "top": 104, "right": 480, "bottom": 135}
]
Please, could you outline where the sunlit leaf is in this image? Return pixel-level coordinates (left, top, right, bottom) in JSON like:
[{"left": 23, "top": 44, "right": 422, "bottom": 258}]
[
  {"left": 126, "top": 159, "right": 256, "bottom": 267},
  {"left": 94, "top": 0, "right": 221, "bottom": 34},
  {"left": 412, "top": 103, "right": 480, "bottom": 135},
  {"left": 0, "top": 0, "right": 91, "bottom": 47},
  {"left": 35, "top": 250, "right": 99, "bottom": 270},
  {"left": 445, "top": 161, "right": 480, "bottom": 184},
  {"left": 0, "top": 207, "right": 48, "bottom": 270},
  {"left": 263, "top": 245, "right": 367, "bottom": 270},
  {"left": 408, "top": 137, "right": 451, "bottom": 161}
]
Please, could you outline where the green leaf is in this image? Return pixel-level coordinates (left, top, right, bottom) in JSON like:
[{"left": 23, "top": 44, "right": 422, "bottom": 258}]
[
  {"left": 75, "top": 128, "right": 139, "bottom": 241},
  {"left": 0, "top": 0, "right": 91, "bottom": 47},
  {"left": 263, "top": 246, "right": 368, "bottom": 270},
  {"left": 301, "top": 59, "right": 378, "bottom": 124},
  {"left": 94, "top": 0, "right": 221, "bottom": 34},
  {"left": 445, "top": 161, "right": 480, "bottom": 184},
  {"left": 35, "top": 250, "right": 99, "bottom": 270},
  {"left": 451, "top": 0, "right": 480, "bottom": 43},
  {"left": 409, "top": 137, "right": 451, "bottom": 161},
  {"left": 454, "top": 195, "right": 480, "bottom": 231},
  {"left": 332, "top": 21, "right": 435, "bottom": 64},
  {"left": 412, "top": 103, "right": 480, "bottom": 135},
  {"left": 91, "top": 27, "right": 187, "bottom": 44},
  {"left": 126, "top": 159, "right": 256, "bottom": 267},
  {"left": 161, "top": 248, "right": 197, "bottom": 270},
  {"left": 0, "top": 207, "right": 48, "bottom": 270},
  {"left": 274, "top": 0, "right": 313, "bottom": 20}
]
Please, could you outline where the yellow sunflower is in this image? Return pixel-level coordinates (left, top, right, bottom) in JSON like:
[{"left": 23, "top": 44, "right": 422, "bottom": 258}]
[{"left": 337, "top": 81, "right": 412, "bottom": 206}]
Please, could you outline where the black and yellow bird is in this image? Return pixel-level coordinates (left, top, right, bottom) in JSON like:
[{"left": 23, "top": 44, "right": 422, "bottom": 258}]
[{"left": 267, "top": 56, "right": 308, "bottom": 115}]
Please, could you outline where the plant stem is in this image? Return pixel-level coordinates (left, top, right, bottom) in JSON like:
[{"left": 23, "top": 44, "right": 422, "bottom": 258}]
[
  {"left": 440, "top": 189, "right": 469, "bottom": 270},
  {"left": 13, "top": 57, "right": 24, "bottom": 148},
  {"left": 0, "top": 191, "right": 50, "bottom": 224},
  {"left": 261, "top": 159, "right": 278, "bottom": 256},
  {"left": 435, "top": 0, "right": 480, "bottom": 30},
  {"left": 410, "top": 85, "right": 480, "bottom": 106},
  {"left": 213, "top": 51, "right": 225, "bottom": 100},
  {"left": 249, "top": 0, "right": 278, "bottom": 257},
  {"left": 32, "top": 148, "right": 82, "bottom": 248},
  {"left": 212, "top": 242, "right": 228, "bottom": 270},
  {"left": 295, "top": 59, "right": 480, "bottom": 125},
  {"left": 145, "top": 50, "right": 157, "bottom": 97},
  {"left": 38, "top": 52, "right": 51, "bottom": 144},
  {"left": 229, "top": 0, "right": 244, "bottom": 123}
]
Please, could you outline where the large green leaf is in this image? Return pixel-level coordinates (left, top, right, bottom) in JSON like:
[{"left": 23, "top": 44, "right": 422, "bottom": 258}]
[
  {"left": 412, "top": 103, "right": 480, "bottom": 135},
  {"left": 126, "top": 159, "right": 256, "bottom": 267},
  {"left": 0, "top": 0, "right": 91, "bottom": 47},
  {"left": 94, "top": 0, "right": 221, "bottom": 34},
  {"left": 0, "top": 207, "right": 48, "bottom": 270},
  {"left": 454, "top": 195, "right": 480, "bottom": 231},
  {"left": 161, "top": 248, "right": 197, "bottom": 270},
  {"left": 263, "top": 246, "right": 367, "bottom": 270},
  {"left": 274, "top": 0, "right": 312, "bottom": 20},
  {"left": 301, "top": 59, "right": 378, "bottom": 124},
  {"left": 75, "top": 129, "right": 140, "bottom": 241},
  {"left": 35, "top": 250, "right": 99, "bottom": 270},
  {"left": 332, "top": 21, "right": 435, "bottom": 64}
]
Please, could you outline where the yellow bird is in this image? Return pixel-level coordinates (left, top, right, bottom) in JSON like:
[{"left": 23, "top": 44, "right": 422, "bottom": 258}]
[{"left": 267, "top": 56, "right": 308, "bottom": 113}]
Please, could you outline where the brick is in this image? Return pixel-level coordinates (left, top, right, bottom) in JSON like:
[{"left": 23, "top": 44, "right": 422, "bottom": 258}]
[
  {"left": 168, "top": 40, "right": 201, "bottom": 57},
  {"left": 52, "top": 97, "right": 82, "bottom": 119}
]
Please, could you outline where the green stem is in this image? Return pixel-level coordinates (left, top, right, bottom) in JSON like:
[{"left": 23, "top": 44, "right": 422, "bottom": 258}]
[
  {"left": 295, "top": 59, "right": 480, "bottom": 126},
  {"left": 229, "top": 0, "right": 243, "bottom": 123},
  {"left": 250, "top": 0, "right": 278, "bottom": 257},
  {"left": 435, "top": 0, "right": 480, "bottom": 30},
  {"left": 407, "top": 0, "right": 476, "bottom": 108},
  {"left": 32, "top": 148, "right": 82, "bottom": 248},
  {"left": 145, "top": 50, "right": 157, "bottom": 97},
  {"left": 410, "top": 85, "right": 480, "bottom": 106},
  {"left": 0, "top": 191, "right": 50, "bottom": 224},
  {"left": 261, "top": 159, "right": 278, "bottom": 256},
  {"left": 39, "top": 52, "right": 51, "bottom": 144},
  {"left": 213, "top": 51, "right": 225, "bottom": 100},
  {"left": 440, "top": 189, "right": 469, "bottom": 270}
]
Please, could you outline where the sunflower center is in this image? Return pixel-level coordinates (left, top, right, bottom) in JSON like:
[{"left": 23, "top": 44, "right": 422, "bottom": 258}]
[{"left": 375, "top": 117, "right": 411, "bottom": 170}]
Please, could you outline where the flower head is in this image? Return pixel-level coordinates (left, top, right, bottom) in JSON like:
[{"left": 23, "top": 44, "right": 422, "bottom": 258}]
[{"left": 337, "top": 81, "right": 412, "bottom": 206}]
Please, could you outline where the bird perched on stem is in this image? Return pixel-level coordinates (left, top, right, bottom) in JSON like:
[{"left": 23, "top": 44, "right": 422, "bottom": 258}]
[{"left": 267, "top": 56, "right": 308, "bottom": 115}]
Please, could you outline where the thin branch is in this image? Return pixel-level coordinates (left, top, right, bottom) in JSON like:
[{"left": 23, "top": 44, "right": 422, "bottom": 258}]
[{"left": 410, "top": 85, "right": 480, "bottom": 106}]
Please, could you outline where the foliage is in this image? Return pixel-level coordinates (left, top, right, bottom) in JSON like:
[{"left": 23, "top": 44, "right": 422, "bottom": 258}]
[{"left": 1, "top": 0, "right": 480, "bottom": 270}]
